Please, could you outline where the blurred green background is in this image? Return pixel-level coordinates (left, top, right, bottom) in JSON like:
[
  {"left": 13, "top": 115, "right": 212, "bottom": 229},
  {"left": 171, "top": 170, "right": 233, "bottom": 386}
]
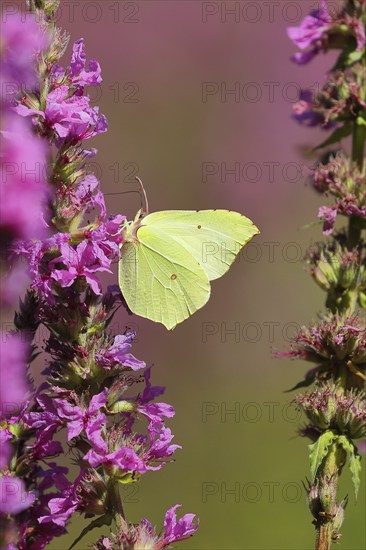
[{"left": 38, "top": 0, "right": 365, "bottom": 548}]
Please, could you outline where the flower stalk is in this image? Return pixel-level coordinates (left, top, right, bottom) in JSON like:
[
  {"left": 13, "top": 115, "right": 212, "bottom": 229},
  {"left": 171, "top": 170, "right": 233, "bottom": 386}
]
[
  {"left": 0, "top": 1, "right": 198, "bottom": 548},
  {"left": 285, "top": 1, "right": 366, "bottom": 548}
]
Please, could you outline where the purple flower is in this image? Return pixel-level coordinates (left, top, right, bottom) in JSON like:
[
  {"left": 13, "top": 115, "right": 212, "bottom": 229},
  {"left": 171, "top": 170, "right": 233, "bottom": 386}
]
[
  {"left": 24, "top": 395, "right": 63, "bottom": 459},
  {"left": 39, "top": 494, "right": 78, "bottom": 528},
  {"left": 24, "top": 395, "right": 60, "bottom": 431},
  {"left": 45, "top": 85, "right": 108, "bottom": 142},
  {"left": 138, "top": 402, "right": 175, "bottom": 424},
  {"left": 0, "top": 475, "right": 35, "bottom": 515},
  {"left": 146, "top": 423, "right": 181, "bottom": 466},
  {"left": 31, "top": 426, "right": 63, "bottom": 460},
  {"left": 38, "top": 474, "right": 85, "bottom": 528},
  {"left": 110, "top": 507, "right": 199, "bottom": 549},
  {"left": 0, "top": 334, "right": 28, "bottom": 416},
  {"left": 50, "top": 240, "right": 111, "bottom": 294},
  {"left": 292, "top": 90, "right": 324, "bottom": 127},
  {"left": 0, "top": 13, "right": 48, "bottom": 102},
  {"left": 75, "top": 174, "right": 106, "bottom": 220},
  {"left": 0, "top": 113, "right": 48, "bottom": 241},
  {"left": 55, "top": 389, "right": 108, "bottom": 452},
  {"left": 96, "top": 333, "right": 146, "bottom": 371},
  {"left": 70, "top": 39, "right": 102, "bottom": 87},
  {"left": 163, "top": 505, "right": 199, "bottom": 544},
  {"left": 140, "top": 367, "right": 165, "bottom": 402},
  {"left": 50, "top": 63, "right": 66, "bottom": 85},
  {"left": 288, "top": 1, "right": 330, "bottom": 49},
  {"left": 15, "top": 86, "right": 108, "bottom": 144},
  {"left": 87, "top": 214, "right": 125, "bottom": 261},
  {"left": 287, "top": 2, "right": 366, "bottom": 65},
  {"left": 318, "top": 206, "right": 337, "bottom": 235},
  {"left": 84, "top": 446, "right": 147, "bottom": 473},
  {"left": 11, "top": 233, "right": 69, "bottom": 301},
  {"left": 287, "top": 0, "right": 331, "bottom": 64}
]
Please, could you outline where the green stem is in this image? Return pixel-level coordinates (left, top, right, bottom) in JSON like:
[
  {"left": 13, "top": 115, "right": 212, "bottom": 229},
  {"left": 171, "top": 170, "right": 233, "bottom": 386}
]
[
  {"left": 314, "top": 121, "right": 365, "bottom": 550},
  {"left": 314, "top": 443, "right": 345, "bottom": 550},
  {"left": 112, "top": 481, "right": 125, "bottom": 531},
  {"left": 351, "top": 120, "right": 365, "bottom": 171}
]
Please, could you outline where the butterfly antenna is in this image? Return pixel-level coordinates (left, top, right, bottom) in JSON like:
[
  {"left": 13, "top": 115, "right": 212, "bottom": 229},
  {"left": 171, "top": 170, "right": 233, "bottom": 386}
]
[
  {"left": 104, "top": 190, "right": 141, "bottom": 197},
  {"left": 136, "top": 177, "right": 149, "bottom": 215}
]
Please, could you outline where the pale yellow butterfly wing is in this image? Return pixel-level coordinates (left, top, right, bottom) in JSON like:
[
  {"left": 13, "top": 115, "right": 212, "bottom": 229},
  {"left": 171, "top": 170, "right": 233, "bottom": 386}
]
[
  {"left": 142, "top": 210, "right": 259, "bottom": 281},
  {"left": 119, "top": 225, "right": 210, "bottom": 330}
]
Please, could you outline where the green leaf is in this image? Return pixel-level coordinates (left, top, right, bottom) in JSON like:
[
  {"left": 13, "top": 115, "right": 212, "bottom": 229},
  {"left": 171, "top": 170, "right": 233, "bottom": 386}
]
[
  {"left": 337, "top": 436, "right": 362, "bottom": 499},
  {"left": 345, "top": 50, "right": 365, "bottom": 66},
  {"left": 284, "top": 367, "right": 320, "bottom": 393},
  {"left": 313, "top": 123, "right": 352, "bottom": 151},
  {"left": 68, "top": 514, "right": 112, "bottom": 550},
  {"left": 349, "top": 452, "right": 362, "bottom": 499},
  {"left": 309, "top": 430, "right": 337, "bottom": 481}
]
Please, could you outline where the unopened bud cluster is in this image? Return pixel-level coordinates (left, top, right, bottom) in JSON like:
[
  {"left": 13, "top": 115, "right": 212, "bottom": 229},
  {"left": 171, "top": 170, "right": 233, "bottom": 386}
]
[
  {"left": 285, "top": 0, "right": 366, "bottom": 544},
  {"left": 306, "top": 236, "right": 366, "bottom": 310},
  {"left": 279, "top": 313, "right": 366, "bottom": 387},
  {"left": 295, "top": 383, "right": 366, "bottom": 438}
]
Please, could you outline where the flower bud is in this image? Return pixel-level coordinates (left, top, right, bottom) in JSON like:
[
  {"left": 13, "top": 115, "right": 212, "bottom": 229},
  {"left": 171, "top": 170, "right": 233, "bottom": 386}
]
[
  {"left": 319, "top": 476, "right": 335, "bottom": 515},
  {"left": 44, "top": 0, "right": 60, "bottom": 16},
  {"left": 306, "top": 239, "right": 364, "bottom": 310},
  {"left": 307, "top": 482, "right": 321, "bottom": 518},
  {"left": 331, "top": 501, "right": 346, "bottom": 542},
  {"left": 296, "top": 384, "right": 366, "bottom": 438},
  {"left": 296, "top": 385, "right": 337, "bottom": 431},
  {"left": 109, "top": 400, "right": 135, "bottom": 414},
  {"left": 280, "top": 313, "right": 366, "bottom": 383},
  {"left": 45, "top": 26, "right": 69, "bottom": 67},
  {"left": 336, "top": 391, "right": 366, "bottom": 439},
  {"left": 78, "top": 471, "right": 108, "bottom": 515}
]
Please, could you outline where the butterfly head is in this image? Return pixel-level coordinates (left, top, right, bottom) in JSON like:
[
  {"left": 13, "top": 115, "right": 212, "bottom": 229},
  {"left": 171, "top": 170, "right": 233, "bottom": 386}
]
[{"left": 122, "top": 209, "right": 144, "bottom": 244}]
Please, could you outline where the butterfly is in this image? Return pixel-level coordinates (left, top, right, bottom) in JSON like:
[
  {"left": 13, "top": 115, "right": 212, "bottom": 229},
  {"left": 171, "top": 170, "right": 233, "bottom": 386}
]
[{"left": 118, "top": 183, "right": 259, "bottom": 330}]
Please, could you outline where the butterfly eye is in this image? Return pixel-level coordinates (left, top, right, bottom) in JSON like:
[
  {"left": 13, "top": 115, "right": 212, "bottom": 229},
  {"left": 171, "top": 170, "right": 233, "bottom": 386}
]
[
  {"left": 170, "top": 274, "right": 177, "bottom": 280},
  {"left": 197, "top": 225, "right": 202, "bottom": 229}
]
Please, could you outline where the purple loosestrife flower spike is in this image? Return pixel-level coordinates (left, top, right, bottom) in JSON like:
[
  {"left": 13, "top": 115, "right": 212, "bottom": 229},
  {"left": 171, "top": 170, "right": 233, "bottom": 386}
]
[
  {"left": 285, "top": 0, "right": 366, "bottom": 547},
  {"left": 0, "top": 2, "right": 199, "bottom": 548}
]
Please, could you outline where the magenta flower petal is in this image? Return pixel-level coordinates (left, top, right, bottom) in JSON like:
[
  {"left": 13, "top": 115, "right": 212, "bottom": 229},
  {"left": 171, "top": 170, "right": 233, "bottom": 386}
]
[
  {"left": 88, "top": 389, "right": 108, "bottom": 415},
  {"left": 318, "top": 206, "right": 337, "bottom": 235},
  {"left": 70, "top": 38, "right": 102, "bottom": 87},
  {"left": 138, "top": 402, "right": 175, "bottom": 423},
  {"left": 163, "top": 504, "right": 199, "bottom": 544}
]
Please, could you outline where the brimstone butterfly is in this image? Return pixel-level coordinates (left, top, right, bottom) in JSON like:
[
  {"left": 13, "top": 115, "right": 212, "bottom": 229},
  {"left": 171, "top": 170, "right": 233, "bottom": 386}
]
[{"left": 118, "top": 183, "right": 259, "bottom": 330}]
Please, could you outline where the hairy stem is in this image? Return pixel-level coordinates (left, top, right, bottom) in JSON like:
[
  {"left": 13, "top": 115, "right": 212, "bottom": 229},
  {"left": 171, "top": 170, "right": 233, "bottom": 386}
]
[
  {"left": 315, "top": 524, "right": 331, "bottom": 550},
  {"left": 314, "top": 442, "right": 344, "bottom": 550},
  {"left": 314, "top": 121, "right": 365, "bottom": 550}
]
